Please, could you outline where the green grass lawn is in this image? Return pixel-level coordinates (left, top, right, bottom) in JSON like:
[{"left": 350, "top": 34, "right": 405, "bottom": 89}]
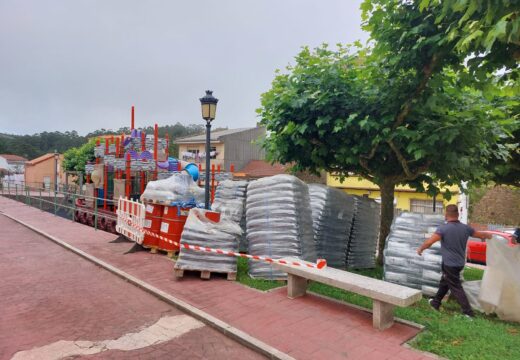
[{"left": 236, "top": 258, "right": 520, "bottom": 360}]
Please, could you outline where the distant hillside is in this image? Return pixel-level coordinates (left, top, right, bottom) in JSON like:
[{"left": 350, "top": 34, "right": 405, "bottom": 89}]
[{"left": 0, "top": 122, "right": 220, "bottom": 160}]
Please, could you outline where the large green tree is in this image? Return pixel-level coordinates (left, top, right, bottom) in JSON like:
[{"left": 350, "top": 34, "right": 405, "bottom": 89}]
[{"left": 259, "top": 0, "right": 518, "bottom": 264}]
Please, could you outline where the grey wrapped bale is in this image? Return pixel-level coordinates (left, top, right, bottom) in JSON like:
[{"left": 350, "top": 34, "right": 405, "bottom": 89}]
[
  {"left": 246, "top": 175, "right": 316, "bottom": 279},
  {"left": 308, "top": 184, "right": 355, "bottom": 269},
  {"left": 346, "top": 196, "right": 381, "bottom": 269},
  {"left": 175, "top": 208, "right": 242, "bottom": 273},
  {"left": 383, "top": 212, "right": 445, "bottom": 295},
  {"left": 212, "top": 180, "right": 248, "bottom": 251}
]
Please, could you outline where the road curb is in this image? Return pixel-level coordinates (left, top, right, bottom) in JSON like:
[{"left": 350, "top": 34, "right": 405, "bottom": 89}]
[{"left": 1, "top": 212, "right": 294, "bottom": 360}]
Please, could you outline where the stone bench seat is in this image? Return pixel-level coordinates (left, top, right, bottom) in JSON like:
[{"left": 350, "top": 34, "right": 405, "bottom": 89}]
[{"left": 272, "top": 258, "right": 422, "bottom": 330}]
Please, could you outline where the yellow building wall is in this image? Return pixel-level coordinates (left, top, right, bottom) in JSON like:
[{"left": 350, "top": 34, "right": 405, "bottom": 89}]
[{"left": 327, "top": 174, "right": 459, "bottom": 211}]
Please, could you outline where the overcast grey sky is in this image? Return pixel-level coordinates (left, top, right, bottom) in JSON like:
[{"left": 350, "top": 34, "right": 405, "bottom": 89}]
[{"left": 0, "top": 0, "right": 367, "bottom": 135}]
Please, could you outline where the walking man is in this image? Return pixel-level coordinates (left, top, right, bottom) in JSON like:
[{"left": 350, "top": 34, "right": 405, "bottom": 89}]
[{"left": 417, "top": 204, "right": 491, "bottom": 317}]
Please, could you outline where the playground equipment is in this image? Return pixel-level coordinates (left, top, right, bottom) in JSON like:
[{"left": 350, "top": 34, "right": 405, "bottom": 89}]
[{"left": 73, "top": 106, "right": 233, "bottom": 234}]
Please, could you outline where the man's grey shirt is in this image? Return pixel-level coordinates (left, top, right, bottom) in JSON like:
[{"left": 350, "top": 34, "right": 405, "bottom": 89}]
[{"left": 435, "top": 221, "right": 475, "bottom": 267}]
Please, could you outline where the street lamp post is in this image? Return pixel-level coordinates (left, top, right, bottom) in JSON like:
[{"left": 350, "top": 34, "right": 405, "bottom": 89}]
[{"left": 199, "top": 90, "right": 218, "bottom": 210}]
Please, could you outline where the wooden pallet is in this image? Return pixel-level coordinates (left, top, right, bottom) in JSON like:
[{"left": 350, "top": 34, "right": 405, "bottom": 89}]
[
  {"left": 156, "top": 248, "right": 178, "bottom": 258},
  {"left": 173, "top": 266, "right": 236, "bottom": 281}
]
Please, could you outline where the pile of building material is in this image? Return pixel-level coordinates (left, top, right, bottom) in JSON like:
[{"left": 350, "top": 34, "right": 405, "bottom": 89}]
[
  {"left": 211, "top": 180, "right": 248, "bottom": 252},
  {"left": 174, "top": 208, "right": 242, "bottom": 279},
  {"left": 346, "top": 196, "right": 381, "bottom": 269},
  {"left": 246, "top": 175, "right": 316, "bottom": 279},
  {"left": 308, "top": 184, "right": 355, "bottom": 268},
  {"left": 140, "top": 173, "right": 204, "bottom": 205},
  {"left": 383, "top": 212, "right": 444, "bottom": 295}
]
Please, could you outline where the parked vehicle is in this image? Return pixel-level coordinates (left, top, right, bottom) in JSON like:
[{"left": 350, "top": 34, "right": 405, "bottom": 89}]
[{"left": 466, "top": 230, "right": 518, "bottom": 264}]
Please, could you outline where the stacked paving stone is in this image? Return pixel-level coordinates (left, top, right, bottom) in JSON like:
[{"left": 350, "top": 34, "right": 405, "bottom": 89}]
[
  {"left": 211, "top": 180, "right": 249, "bottom": 252},
  {"left": 175, "top": 208, "right": 242, "bottom": 273},
  {"left": 383, "top": 212, "right": 444, "bottom": 295},
  {"left": 346, "top": 196, "right": 381, "bottom": 269},
  {"left": 308, "top": 184, "right": 355, "bottom": 269},
  {"left": 246, "top": 175, "right": 316, "bottom": 279}
]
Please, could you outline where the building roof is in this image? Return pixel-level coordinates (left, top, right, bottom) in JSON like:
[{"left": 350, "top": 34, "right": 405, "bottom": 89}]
[
  {"left": 175, "top": 128, "right": 255, "bottom": 144},
  {"left": 234, "top": 160, "right": 289, "bottom": 178},
  {"left": 0, "top": 154, "right": 28, "bottom": 162},
  {"left": 26, "top": 153, "right": 60, "bottom": 166}
]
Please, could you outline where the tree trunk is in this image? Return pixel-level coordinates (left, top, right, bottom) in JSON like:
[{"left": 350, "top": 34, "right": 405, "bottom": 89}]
[{"left": 377, "top": 179, "right": 396, "bottom": 266}]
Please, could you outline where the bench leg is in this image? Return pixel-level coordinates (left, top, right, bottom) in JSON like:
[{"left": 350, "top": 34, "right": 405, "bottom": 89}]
[
  {"left": 373, "top": 300, "right": 395, "bottom": 330},
  {"left": 287, "top": 274, "right": 307, "bottom": 299}
]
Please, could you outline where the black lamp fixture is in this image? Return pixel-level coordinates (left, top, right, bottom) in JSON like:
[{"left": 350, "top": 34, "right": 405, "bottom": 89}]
[
  {"left": 199, "top": 90, "right": 218, "bottom": 209},
  {"left": 200, "top": 90, "right": 218, "bottom": 122}
]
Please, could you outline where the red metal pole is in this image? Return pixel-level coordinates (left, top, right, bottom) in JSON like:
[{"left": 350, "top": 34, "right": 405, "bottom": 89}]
[
  {"left": 140, "top": 131, "right": 146, "bottom": 193},
  {"left": 154, "top": 123, "right": 158, "bottom": 180},
  {"left": 104, "top": 140, "right": 108, "bottom": 210},
  {"left": 115, "top": 137, "right": 120, "bottom": 158},
  {"left": 131, "top": 106, "right": 135, "bottom": 130},
  {"left": 230, "top": 163, "right": 235, "bottom": 173},
  {"left": 94, "top": 139, "right": 100, "bottom": 199},
  {"left": 125, "top": 153, "right": 131, "bottom": 198}
]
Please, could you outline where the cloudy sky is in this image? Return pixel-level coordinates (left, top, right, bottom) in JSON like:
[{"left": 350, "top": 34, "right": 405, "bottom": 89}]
[{"left": 0, "top": 0, "right": 367, "bottom": 135}]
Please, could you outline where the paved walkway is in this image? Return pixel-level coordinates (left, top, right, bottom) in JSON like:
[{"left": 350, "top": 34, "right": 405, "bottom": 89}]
[
  {"left": 0, "top": 215, "right": 263, "bottom": 360},
  {"left": 0, "top": 197, "right": 434, "bottom": 360}
]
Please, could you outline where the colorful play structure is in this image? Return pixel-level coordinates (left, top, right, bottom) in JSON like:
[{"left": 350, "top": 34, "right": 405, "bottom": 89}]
[{"left": 73, "top": 106, "right": 234, "bottom": 245}]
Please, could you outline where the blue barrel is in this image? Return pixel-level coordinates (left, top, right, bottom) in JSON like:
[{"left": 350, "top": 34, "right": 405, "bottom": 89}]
[{"left": 184, "top": 163, "right": 199, "bottom": 181}]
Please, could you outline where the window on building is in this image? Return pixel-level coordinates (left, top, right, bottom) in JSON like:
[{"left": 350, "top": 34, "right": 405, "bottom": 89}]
[
  {"left": 410, "top": 199, "right": 444, "bottom": 214},
  {"left": 210, "top": 146, "right": 217, "bottom": 159}
]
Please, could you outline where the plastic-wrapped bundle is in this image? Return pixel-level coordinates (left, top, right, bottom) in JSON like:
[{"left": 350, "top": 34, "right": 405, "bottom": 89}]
[
  {"left": 140, "top": 173, "right": 204, "bottom": 205},
  {"left": 212, "top": 180, "right": 248, "bottom": 222},
  {"left": 308, "top": 184, "right": 355, "bottom": 268},
  {"left": 211, "top": 180, "right": 248, "bottom": 252},
  {"left": 175, "top": 208, "right": 242, "bottom": 273},
  {"left": 246, "top": 175, "right": 316, "bottom": 279},
  {"left": 346, "top": 197, "right": 380, "bottom": 269},
  {"left": 383, "top": 212, "right": 445, "bottom": 295}
]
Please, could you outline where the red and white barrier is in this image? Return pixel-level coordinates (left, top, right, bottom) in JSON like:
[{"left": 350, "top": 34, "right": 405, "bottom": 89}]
[
  {"left": 117, "top": 211, "right": 327, "bottom": 270},
  {"left": 116, "top": 197, "right": 145, "bottom": 244}
]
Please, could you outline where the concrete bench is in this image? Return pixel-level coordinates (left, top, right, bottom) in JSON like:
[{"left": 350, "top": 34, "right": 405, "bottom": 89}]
[{"left": 272, "top": 258, "right": 422, "bottom": 330}]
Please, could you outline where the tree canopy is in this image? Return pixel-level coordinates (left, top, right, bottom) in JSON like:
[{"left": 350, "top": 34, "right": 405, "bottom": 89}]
[
  {"left": 0, "top": 122, "right": 207, "bottom": 160},
  {"left": 259, "top": 0, "right": 519, "bottom": 263}
]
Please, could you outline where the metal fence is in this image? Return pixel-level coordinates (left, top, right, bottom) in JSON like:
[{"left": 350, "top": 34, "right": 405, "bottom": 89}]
[{"left": 0, "top": 180, "right": 116, "bottom": 232}]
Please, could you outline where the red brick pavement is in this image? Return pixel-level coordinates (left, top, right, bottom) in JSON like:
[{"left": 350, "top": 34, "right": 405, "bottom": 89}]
[
  {"left": 0, "top": 214, "right": 263, "bottom": 360},
  {"left": 0, "top": 197, "right": 435, "bottom": 360}
]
